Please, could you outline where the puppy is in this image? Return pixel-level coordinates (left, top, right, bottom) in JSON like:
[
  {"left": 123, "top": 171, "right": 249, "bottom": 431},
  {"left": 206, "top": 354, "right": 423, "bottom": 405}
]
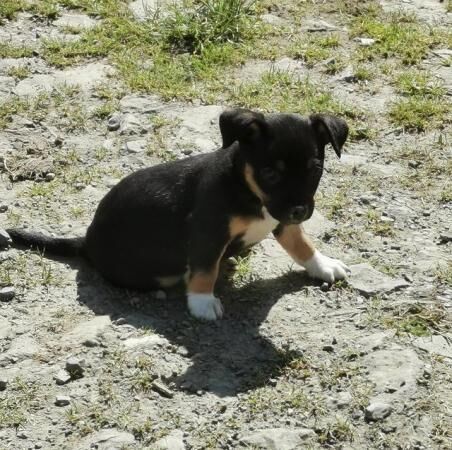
[{"left": 6, "top": 108, "right": 350, "bottom": 320}]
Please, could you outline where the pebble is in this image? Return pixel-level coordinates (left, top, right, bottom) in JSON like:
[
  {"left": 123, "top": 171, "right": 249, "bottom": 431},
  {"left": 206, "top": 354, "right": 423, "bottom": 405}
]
[
  {"left": 55, "top": 395, "right": 71, "bottom": 406},
  {"left": 82, "top": 338, "right": 98, "bottom": 347},
  {"left": 0, "top": 286, "right": 15, "bottom": 302},
  {"left": 65, "top": 357, "right": 85, "bottom": 378},
  {"left": 354, "top": 37, "right": 376, "bottom": 46},
  {"left": 320, "top": 282, "right": 329, "bottom": 292},
  {"left": 0, "top": 229, "right": 12, "bottom": 248},
  {"left": 0, "top": 204, "right": 8, "bottom": 213},
  {"left": 0, "top": 378, "right": 8, "bottom": 390},
  {"left": 115, "top": 317, "right": 127, "bottom": 325},
  {"left": 17, "top": 431, "right": 28, "bottom": 439},
  {"left": 107, "top": 116, "right": 120, "bottom": 131},
  {"left": 151, "top": 380, "right": 174, "bottom": 398},
  {"left": 54, "top": 369, "right": 71, "bottom": 385},
  {"left": 45, "top": 172, "right": 56, "bottom": 181},
  {"left": 365, "top": 402, "right": 392, "bottom": 421}
]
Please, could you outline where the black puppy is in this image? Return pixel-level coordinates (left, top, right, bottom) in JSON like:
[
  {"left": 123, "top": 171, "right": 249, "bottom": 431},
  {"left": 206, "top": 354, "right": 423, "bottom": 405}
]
[{"left": 6, "top": 108, "right": 350, "bottom": 320}]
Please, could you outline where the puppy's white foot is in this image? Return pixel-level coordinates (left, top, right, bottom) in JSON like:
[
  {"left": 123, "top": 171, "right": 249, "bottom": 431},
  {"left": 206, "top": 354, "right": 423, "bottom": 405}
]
[
  {"left": 300, "top": 250, "right": 350, "bottom": 283},
  {"left": 187, "top": 293, "right": 224, "bottom": 320}
]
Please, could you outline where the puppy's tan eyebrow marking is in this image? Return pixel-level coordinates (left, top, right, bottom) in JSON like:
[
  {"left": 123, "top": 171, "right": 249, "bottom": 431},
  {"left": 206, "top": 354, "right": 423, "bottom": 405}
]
[{"left": 244, "top": 164, "right": 267, "bottom": 202}]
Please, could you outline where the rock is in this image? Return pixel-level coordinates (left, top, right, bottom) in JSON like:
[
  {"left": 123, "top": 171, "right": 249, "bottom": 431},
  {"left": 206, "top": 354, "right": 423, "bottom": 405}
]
[
  {"left": 1, "top": 336, "right": 39, "bottom": 362},
  {"left": 354, "top": 37, "right": 376, "bottom": 46},
  {"left": 0, "top": 204, "right": 8, "bottom": 213},
  {"left": 129, "top": 0, "right": 180, "bottom": 20},
  {"left": 151, "top": 380, "right": 174, "bottom": 398},
  {"left": 154, "top": 429, "right": 185, "bottom": 450},
  {"left": 0, "top": 378, "right": 7, "bottom": 391},
  {"left": 17, "top": 431, "right": 27, "bottom": 439},
  {"left": 45, "top": 172, "right": 55, "bottom": 181},
  {"left": 65, "top": 357, "right": 85, "bottom": 378},
  {"left": 119, "top": 95, "right": 162, "bottom": 114},
  {"left": 239, "top": 428, "right": 315, "bottom": 449},
  {"left": 327, "top": 391, "right": 352, "bottom": 409},
  {"left": 120, "top": 114, "right": 147, "bottom": 135},
  {"left": 123, "top": 334, "right": 168, "bottom": 349},
  {"left": 438, "top": 232, "right": 452, "bottom": 244},
  {"left": 82, "top": 338, "right": 98, "bottom": 347},
  {"left": 261, "top": 13, "right": 286, "bottom": 26},
  {"left": 349, "top": 263, "right": 409, "bottom": 297},
  {"left": 365, "top": 402, "right": 392, "bottom": 421},
  {"left": 55, "top": 395, "right": 71, "bottom": 406},
  {"left": 75, "top": 428, "right": 135, "bottom": 450},
  {"left": 0, "top": 229, "right": 12, "bottom": 248},
  {"left": 107, "top": 116, "right": 121, "bottom": 131},
  {"left": 303, "top": 19, "right": 338, "bottom": 32},
  {"left": 63, "top": 316, "right": 111, "bottom": 345},
  {"left": 124, "top": 139, "right": 147, "bottom": 153},
  {"left": 363, "top": 349, "right": 423, "bottom": 402},
  {"left": 54, "top": 369, "right": 71, "bottom": 385},
  {"left": 414, "top": 335, "right": 452, "bottom": 360},
  {"left": 53, "top": 13, "right": 97, "bottom": 30}
]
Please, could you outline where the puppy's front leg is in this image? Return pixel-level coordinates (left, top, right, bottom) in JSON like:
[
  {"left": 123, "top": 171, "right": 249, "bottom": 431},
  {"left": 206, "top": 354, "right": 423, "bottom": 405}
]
[{"left": 274, "top": 224, "right": 349, "bottom": 283}]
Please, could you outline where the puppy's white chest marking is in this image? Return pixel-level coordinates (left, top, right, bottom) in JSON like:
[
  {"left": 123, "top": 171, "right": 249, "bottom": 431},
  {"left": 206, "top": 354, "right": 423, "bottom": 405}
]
[{"left": 242, "top": 208, "right": 279, "bottom": 246}]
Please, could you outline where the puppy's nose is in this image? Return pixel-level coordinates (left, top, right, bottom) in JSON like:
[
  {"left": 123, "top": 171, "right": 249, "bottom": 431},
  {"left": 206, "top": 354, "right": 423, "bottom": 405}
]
[{"left": 289, "top": 206, "right": 307, "bottom": 223}]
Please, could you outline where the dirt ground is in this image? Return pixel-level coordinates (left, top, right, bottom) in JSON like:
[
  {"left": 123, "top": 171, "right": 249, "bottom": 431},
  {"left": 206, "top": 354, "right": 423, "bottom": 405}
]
[{"left": 0, "top": 1, "right": 451, "bottom": 449}]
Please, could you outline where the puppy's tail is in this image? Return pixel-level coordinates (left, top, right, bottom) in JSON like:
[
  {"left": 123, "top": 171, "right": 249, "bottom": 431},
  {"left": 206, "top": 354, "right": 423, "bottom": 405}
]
[{"left": 6, "top": 228, "right": 85, "bottom": 257}]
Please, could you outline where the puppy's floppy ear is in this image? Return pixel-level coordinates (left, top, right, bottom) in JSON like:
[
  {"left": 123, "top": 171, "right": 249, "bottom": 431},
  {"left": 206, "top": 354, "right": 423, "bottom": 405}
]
[
  {"left": 310, "top": 114, "right": 349, "bottom": 158},
  {"left": 219, "top": 108, "right": 268, "bottom": 148}
]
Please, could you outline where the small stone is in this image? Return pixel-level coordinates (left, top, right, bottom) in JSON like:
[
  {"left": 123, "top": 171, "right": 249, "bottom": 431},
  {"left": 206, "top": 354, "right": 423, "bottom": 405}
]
[
  {"left": 65, "top": 357, "right": 85, "bottom": 378},
  {"left": 0, "top": 286, "right": 15, "bottom": 302},
  {"left": 54, "top": 369, "right": 71, "bottom": 385},
  {"left": 115, "top": 317, "right": 127, "bottom": 325},
  {"left": 322, "top": 345, "right": 335, "bottom": 353},
  {"left": 365, "top": 402, "right": 392, "bottom": 421},
  {"left": 55, "top": 395, "right": 71, "bottom": 406},
  {"left": 320, "top": 282, "right": 329, "bottom": 292},
  {"left": 124, "top": 139, "right": 147, "bottom": 153},
  {"left": 17, "top": 431, "right": 28, "bottom": 439},
  {"left": 53, "top": 136, "right": 64, "bottom": 147},
  {"left": 354, "top": 37, "right": 376, "bottom": 46},
  {"left": 82, "top": 338, "right": 98, "bottom": 347},
  {"left": 107, "top": 116, "right": 120, "bottom": 131},
  {"left": 0, "top": 229, "right": 12, "bottom": 248},
  {"left": 182, "top": 149, "right": 193, "bottom": 155},
  {"left": 151, "top": 380, "right": 174, "bottom": 398},
  {"left": 0, "top": 378, "right": 8, "bottom": 390},
  {"left": 438, "top": 232, "right": 452, "bottom": 244},
  {"left": 0, "top": 204, "right": 8, "bottom": 213},
  {"left": 45, "top": 172, "right": 56, "bottom": 181},
  {"left": 304, "top": 19, "right": 337, "bottom": 32},
  {"left": 408, "top": 160, "right": 420, "bottom": 169}
]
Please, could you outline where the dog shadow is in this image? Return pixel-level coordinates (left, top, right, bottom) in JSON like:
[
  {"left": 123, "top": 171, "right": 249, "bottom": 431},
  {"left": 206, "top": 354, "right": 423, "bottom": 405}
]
[{"left": 47, "top": 256, "right": 315, "bottom": 397}]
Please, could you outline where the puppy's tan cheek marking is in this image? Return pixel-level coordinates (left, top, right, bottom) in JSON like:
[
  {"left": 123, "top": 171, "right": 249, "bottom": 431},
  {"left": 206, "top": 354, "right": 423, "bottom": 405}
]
[
  {"left": 244, "top": 163, "right": 267, "bottom": 202},
  {"left": 276, "top": 224, "right": 315, "bottom": 263}
]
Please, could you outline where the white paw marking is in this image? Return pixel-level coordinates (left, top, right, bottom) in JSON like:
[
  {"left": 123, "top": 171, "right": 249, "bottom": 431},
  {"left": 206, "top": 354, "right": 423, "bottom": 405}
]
[
  {"left": 187, "top": 293, "right": 224, "bottom": 320},
  {"left": 300, "top": 250, "right": 350, "bottom": 283}
]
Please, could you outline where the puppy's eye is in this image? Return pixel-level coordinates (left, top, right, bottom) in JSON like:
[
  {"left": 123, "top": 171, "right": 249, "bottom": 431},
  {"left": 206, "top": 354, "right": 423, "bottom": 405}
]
[{"left": 260, "top": 167, "right": 281, "bottom": 185}]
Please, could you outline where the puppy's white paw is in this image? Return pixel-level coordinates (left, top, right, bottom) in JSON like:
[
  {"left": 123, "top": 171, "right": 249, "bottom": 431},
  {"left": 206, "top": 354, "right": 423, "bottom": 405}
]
[
  {"left": 300, "top": 250, "right": 350, "bottom": 283},
  {"left": 187, "top": 293, "right": 224, "bottom": 320}
]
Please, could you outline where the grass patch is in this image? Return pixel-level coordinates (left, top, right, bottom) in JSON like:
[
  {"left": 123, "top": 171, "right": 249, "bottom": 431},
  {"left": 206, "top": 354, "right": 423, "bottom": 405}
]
[
  {"left": 6, "top": 65, "right": 32, "bottom": 79},
  {"left": 0, "top": 378, "right": 41, "bottom": 429},
  {"left": 435, "top": 262, "right": 452, "bottom": 287},
  {"left": 365, "top": 209, "right": 395, "bottom": 237},
  {"left": 394, "top": 71, "right": 447, "bottom": 97},
  {"left": 384, "top": 303, "right": 447, "bottom": 337},
  {"left": 389, "top": 97, "right": 451, "bottom": 131},
  {"left": 0, "top": 43, "right": 34, "bottom": 58},
  {"left": 290, "top": 34, "right": 340, "bottom": 68},
  {"left": 0, "top": 0, "right": 25, "bottom": 22},
  {"left": 351, "top": 11, "right": 451, "bottom": 65}
]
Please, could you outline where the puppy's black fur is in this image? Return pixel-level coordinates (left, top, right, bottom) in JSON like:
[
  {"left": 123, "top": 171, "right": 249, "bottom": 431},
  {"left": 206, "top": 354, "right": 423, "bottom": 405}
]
[{"left": 6, "top": 109, "right": 348, "bottom": 291}]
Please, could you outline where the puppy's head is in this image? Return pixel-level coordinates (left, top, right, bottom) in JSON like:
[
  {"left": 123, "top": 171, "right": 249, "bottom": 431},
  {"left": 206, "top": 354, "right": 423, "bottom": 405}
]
[{"left": 220, "top": 108, "right": 348, "bottom": 224}]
